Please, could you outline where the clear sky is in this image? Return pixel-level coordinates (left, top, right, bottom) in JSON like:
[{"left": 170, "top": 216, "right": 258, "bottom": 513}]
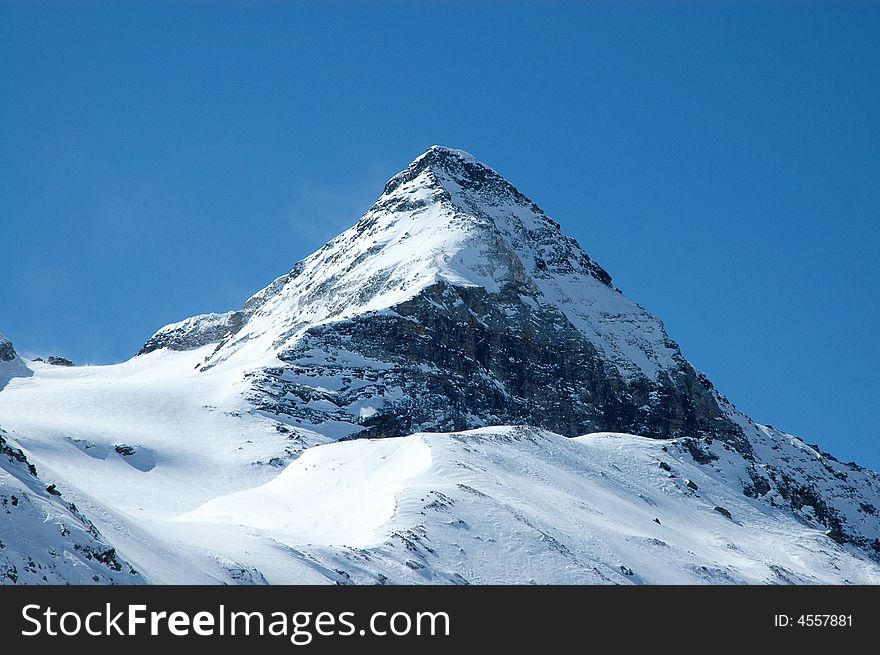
[{"left": 1, "top": 1, "right": 878, "bottom": 467}]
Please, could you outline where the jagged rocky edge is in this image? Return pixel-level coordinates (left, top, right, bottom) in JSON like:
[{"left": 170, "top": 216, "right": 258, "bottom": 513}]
[{"left": 0, "top": 333, "right": 16, "bottom": 362}]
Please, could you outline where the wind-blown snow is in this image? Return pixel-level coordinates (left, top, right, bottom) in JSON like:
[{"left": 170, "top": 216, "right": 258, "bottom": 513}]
[{"left": 181, "top": 436, "right": 432, "bottom": 548}]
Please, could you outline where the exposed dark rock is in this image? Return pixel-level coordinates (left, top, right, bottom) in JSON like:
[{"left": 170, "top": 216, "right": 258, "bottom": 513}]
[
  {"left": 0, "top": 431, "right": 37, "bottom": 477},
  {"left": 743, "top": 467, "right": 772, "bottom": 498},
  {"left": 255, "top": 281, "right": 748, "bottom": 446},
  {"left": 714, "top": 506, "right": 732, "bottom": 520},
  {"left": 0, "top": 335, "right": 16, "bottom": 362},
  {"left": 775, "top": 471, "right": 847, "bottom": 541},
  {"left": 139, "top": 311, "right": 245, "bottom": 355},
  {"left": 74, "top": 545, "right": 123, "bottom": 572},
  {"left": 681, "top": 438, "right": 720, "bottom": 465},
  {"left": 46, "top": 356, "right": 74, "bottom": 367}
]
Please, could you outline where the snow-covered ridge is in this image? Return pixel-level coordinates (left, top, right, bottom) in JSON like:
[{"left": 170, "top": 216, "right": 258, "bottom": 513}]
[{"left": 180, "top": 435, "right": 432, "bottom": 548}]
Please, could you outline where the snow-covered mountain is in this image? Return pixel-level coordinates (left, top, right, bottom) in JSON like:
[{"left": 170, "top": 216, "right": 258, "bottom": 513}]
[
  {"left": 182, "top": 146, "right": 740, "bottom": 446},
  {"left": 0, "top": 147, "right": 878, "bottom": 584}
]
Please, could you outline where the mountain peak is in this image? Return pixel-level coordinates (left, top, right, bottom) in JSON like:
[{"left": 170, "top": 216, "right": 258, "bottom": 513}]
[
  {"left": 426, "top": 144, "right": 478, "bottom": 160},
  {"left": 150, "top": 147, "right": 621, "bottom": 373},
  {"left": 381, "top": 145, "right": 539, "bottom": 216},
  {"left": 418, "top": 144, "right": 488, "bottom": 175},
  {"left": 382, "top": 145, "right": 482, "bottom": 195}
]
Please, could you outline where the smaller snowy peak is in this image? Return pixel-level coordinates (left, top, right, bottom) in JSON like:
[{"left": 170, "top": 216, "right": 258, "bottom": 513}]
[
  {"left": 32, "top": 356, "right": 75, "bottom": 367},
  {"left": 0, "top": 334, "right": 15, "bottom": 362},
  {"left": 138, "top": 311, "right": 245, "bottom": 355},
  {"left": 0, "top": 333, "right": 32, "bottom": 390}
]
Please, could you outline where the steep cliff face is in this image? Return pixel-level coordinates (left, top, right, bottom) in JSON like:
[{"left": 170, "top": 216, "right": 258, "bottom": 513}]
[
  {"left": 253, "top": 281, "right": 738, "bottom": 447},
  {"left": 0, "top": 334, "right": 15, "bottom": 362}
]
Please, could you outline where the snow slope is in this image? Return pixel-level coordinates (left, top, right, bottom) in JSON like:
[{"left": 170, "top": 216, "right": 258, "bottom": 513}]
[
  {"left": 0, "top": 348, "right": 322, "bottom": 583},
  {"left": 169, "top": 427, "right": 880, "bottom": 584},
  {"left": 4, "top": 355, "right": 876, "bottom": 584},
  {"left": 1, "top": 426, "right": 143, "bottom": 584}
]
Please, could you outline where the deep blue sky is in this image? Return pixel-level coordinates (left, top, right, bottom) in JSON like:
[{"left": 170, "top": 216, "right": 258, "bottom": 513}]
[{"left": 1, "top": 1, "right": 878, "bottom": 467}]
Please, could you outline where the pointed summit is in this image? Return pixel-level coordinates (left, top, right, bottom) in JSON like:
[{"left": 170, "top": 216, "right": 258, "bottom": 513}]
[
  {"left": 183, "top": 146, "right": 631, "bottom": 372},
  {"left": 378, "top": 145, "right": 553, "bottom": 233},
  {"left": 382, "top": 145, "right": 498, "bottom": 195},
  {"left": 143, "top": 148, "right": 659, "bottom": 377},
  {"left": 161, "top": 145, "right": 744, "bottom": 447}
]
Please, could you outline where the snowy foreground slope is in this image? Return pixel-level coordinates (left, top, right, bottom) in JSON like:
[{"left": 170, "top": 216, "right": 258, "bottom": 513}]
[
  {"left": 1, "top": 425, "right": 142, "bottom": 584},
  {"left": 180, "top": 427, "right": 880, "bottom": 584},
  {"left": 1, "top": 147, "right": 879, "bottom": 584}
]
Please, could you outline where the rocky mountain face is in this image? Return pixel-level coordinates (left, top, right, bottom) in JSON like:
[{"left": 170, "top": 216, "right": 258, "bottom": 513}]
[
  {"left": 0, "top": 334, "right": 15, "bottom": 362},
  {"left": 132, "top": 146, "right": 879, "bottom": 563},
  {"left": 138, "top": 311, "right": 245, "bottom": 355}
]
